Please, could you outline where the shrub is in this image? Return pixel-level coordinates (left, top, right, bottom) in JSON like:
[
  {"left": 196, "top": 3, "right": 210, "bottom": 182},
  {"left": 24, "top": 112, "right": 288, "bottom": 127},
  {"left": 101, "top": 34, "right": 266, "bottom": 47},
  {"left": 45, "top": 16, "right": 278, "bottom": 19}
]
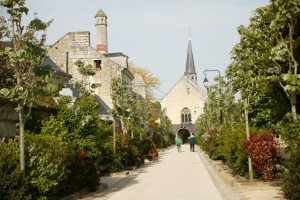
[
  {"left": 282, "top": 136, "right": 300, "bottom": 200},
  {"left": 207, "top": 129, "right": 224, "bottom": 160},
  {"left": 221, "top": 123, "right": 248, "bottom": 176},
  {"left": 243, "top": 131, "right": 282, "bottom": 180},
  {"left": 0, "top": 137, "right": 30, "bottom": 200},
  {"left": 196, "top": 131, "right": 210, "bottom": 153},
  {"left": 126, "top": 134, "right": 151, "bottom": 167},
  {"left": 25, "top": 134, "right": 70, "bottom": 199},
  {"left": 277, "top": 114, "right": 300, "bottom": 200}
]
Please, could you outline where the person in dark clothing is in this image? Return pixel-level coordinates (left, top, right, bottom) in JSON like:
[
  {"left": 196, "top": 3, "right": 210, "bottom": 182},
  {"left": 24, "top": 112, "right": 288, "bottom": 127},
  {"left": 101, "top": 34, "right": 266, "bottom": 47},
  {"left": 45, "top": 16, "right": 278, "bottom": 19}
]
[{"left": 189, "top": 133, "right": 196, "bottom": 152}]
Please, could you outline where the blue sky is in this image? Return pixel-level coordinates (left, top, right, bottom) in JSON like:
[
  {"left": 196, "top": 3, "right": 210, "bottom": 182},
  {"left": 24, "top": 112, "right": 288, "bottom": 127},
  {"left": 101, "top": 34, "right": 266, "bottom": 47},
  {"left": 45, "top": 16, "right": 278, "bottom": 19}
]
[{"left": 1, "top": 0, "right": 270, "bottom": 100}]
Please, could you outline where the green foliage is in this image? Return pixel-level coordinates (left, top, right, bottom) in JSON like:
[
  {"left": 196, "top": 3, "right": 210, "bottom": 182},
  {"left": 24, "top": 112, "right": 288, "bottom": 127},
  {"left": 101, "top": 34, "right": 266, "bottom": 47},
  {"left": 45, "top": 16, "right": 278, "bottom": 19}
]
[
  {"left": 25, "top": 134, "right": 70, "bottom": 199},
  {"left": 276, "top": 113, "right": 300, "bottom": 152},
  {"left": 0, "top": 0, "right": 55, "bottom": 176},
  {"left": 277, "top": 114, "right": 300, "bottom": 199},
  {"left": 74, "top": 60, "right": 95, "bottom": 77},
  {"left": 41, "top": 115, "right": 69, "bottom": 145},
  {"left": 221, "top": 123, "right": 248, "bottom": 176},
  {"left": 43, "top": 94, "right": 104, "bottom": 192},
  {"left": 226, "top": 2, "right": 292, "bottom": 127},
  {"left": 0, "top": 0, "right": 53, "bottom": 106},
  {"left": 282, "top": 136, "right": 300, "bottom": 200},
  {"left": 0, "top": 137, "right": 30, "bottom": 200},
  {"left": 73, "top": 59, "right": 100, "bottom": 94}
]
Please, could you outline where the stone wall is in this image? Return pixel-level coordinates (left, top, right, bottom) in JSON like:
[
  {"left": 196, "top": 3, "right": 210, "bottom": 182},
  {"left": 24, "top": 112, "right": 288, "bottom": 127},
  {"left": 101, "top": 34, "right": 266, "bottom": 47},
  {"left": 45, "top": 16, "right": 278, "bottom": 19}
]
[{"left": 0, "top": 107, "right": 18, "bottom": 137}]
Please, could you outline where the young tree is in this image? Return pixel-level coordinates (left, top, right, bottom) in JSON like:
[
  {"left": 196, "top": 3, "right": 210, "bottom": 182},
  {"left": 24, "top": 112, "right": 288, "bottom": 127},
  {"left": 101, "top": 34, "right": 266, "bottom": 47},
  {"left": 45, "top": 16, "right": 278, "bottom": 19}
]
[{"left": 0, "top": 0, "right": 53, "bottom": 176}]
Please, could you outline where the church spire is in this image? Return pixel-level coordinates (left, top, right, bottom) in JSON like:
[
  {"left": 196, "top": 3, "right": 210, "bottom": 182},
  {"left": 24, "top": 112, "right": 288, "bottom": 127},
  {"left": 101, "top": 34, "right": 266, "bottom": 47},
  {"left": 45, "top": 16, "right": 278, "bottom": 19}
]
[{"left": 185, "top": 39, "right": 197, "bottom": 84}]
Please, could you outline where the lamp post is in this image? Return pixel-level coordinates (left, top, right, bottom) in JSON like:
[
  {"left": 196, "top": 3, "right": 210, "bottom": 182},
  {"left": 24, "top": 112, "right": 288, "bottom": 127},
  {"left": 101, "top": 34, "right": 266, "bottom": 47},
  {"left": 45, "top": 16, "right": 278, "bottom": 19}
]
[
  {"left": 202, "top": 69, "right": 223, "bottom": 125},
  {"left": 203, "top": 69, "right": 221, "bottom": 91}
]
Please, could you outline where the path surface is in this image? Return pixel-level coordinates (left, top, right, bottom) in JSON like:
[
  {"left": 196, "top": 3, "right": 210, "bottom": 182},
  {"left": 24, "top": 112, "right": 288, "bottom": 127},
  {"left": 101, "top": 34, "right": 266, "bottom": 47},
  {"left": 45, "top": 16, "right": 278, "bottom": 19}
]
[{"left": 90, "top": 144, "right": 241, "bottom": 200}]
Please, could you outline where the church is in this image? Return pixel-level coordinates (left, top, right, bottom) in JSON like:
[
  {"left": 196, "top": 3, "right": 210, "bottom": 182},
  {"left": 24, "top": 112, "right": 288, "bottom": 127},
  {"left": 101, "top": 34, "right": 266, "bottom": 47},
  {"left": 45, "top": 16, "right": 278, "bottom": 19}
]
[{"left": 160, "top": 39, "right": 207, "bottom": 143}]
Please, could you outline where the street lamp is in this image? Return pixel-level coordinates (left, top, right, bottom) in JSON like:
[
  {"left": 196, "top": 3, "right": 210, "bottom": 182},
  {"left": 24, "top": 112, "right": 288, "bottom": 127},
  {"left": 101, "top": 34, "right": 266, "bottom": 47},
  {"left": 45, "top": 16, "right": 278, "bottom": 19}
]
[
  {"left": 203, "top": 75, "right": 209, "bottom": 89},
  {"left": 202, "top": 69, "right": 221, "bottom": 89}
]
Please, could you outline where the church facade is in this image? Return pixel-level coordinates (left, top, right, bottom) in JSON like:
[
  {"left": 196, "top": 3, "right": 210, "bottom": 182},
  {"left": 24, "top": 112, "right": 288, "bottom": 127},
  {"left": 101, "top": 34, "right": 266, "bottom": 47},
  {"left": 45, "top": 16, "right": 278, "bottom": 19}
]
[{"left": 161, "top": 40, "right": 207, "bottom": 143}]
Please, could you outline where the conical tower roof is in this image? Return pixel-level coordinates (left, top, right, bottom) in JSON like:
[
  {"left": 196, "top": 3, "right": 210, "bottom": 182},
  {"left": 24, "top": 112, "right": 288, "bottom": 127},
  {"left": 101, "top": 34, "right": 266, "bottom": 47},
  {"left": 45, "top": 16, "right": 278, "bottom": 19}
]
[
  {"left": 95, "top": 9, "right": 107, "bottom": 18},
  {"left": 185, "top": 39, "right": 196, "bottom": 75}
]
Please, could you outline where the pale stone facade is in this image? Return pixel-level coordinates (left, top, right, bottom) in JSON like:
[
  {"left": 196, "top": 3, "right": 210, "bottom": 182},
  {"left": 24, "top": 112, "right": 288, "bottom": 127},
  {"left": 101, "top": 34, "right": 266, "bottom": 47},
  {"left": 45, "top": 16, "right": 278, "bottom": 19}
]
[
  {"left": 161, "top": 40, "right": 207, "bottom": 142},
  {"left": 132, "top": 73, "right": 146, "bottom": 98},
  {"left": 0, "top": 9, "right": 146, "bottom": 137},
  {"left": 161, "top": 76, "right": 206, "bottom": 124},
  {"left": 48, "top": 31, "right": 125, "bottom": 110},
  {"left": 47, "top": 9, "right": 145, "bottom": 119}
]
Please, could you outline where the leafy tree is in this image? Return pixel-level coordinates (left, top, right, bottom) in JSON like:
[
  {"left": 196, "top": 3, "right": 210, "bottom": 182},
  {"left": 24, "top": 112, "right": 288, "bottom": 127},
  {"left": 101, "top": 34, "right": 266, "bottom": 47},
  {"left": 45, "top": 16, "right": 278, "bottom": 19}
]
[
  {"left": 110, "top": 77, "right": 135, "bottom": 132},
  {"left": 196, "top": 76, "right": 231, "bottom": 133},
  {"left": 227, "top": 4, "right": 291, "bottom": 128},
  {"left": 268, "top": 0, "right": 300, "bottom": 117},
  {"left": 110, "top": 76, "right": 151, "bottom": 138},
  {"left": 159, "top": 112, "right": 174, "bottom": 147},
  {"left": 0, "top": 0, "right": 53, "bottom": 176},
  {"left": 129, "top": 62, "right": 160, "bottom": 100}
]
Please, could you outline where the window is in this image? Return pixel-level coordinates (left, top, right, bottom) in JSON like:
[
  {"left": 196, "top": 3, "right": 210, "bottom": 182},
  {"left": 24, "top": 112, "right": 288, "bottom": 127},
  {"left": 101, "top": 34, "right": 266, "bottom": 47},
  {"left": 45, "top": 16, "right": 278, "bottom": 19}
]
[
  {"left": 93, "top": 60, "right": 102, "bottom": 71},
  {"left": 181, "top": 107, "right": 191, "bottom": 123},
  {"left": 187, "top": 88, "right": 190, "bottom": 95}
]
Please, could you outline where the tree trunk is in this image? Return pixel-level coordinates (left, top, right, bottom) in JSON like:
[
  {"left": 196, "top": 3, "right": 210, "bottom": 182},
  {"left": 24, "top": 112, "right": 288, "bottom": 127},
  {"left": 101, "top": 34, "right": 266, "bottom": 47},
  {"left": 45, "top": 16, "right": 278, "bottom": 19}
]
[
  {"left": 291, "top": 94, "right": 297, "bottom": 119},
  {"left": 18, "top": 105, "right": 26, "bottom": 178},
  {"left": 244, "top": 97, "right": 254, "bottom": 182},
  {"left": 113, "top": 119, "right": 116, "bottom": 154}
]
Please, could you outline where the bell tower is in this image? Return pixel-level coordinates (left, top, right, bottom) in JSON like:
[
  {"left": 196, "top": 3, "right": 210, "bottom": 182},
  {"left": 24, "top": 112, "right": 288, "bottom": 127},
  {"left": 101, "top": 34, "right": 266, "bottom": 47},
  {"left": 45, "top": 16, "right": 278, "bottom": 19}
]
[{"left": 95, "top": 9, "right": 108, "bottom": 53}]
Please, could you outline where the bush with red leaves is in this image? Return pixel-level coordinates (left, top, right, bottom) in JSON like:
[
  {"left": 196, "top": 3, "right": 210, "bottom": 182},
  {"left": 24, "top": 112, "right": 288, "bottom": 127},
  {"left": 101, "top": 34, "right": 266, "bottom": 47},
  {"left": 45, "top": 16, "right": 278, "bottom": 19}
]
[{"left": 243, "top": 131, "right": 282, "bottom": 180}]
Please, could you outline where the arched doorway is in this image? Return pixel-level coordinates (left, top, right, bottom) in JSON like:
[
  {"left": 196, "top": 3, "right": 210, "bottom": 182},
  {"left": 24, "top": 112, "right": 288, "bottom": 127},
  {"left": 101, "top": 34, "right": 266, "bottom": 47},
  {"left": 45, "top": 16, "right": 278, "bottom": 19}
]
[{"left": 177, "top": 128, "right": 190, "bottom": 144}]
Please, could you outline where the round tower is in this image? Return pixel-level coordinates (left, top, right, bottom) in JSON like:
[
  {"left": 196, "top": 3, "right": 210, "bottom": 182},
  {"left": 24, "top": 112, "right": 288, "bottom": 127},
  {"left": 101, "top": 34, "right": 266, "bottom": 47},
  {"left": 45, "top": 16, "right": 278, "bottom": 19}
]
[{"left": 95, "top": 9, "right": 108, "bottom": 53}]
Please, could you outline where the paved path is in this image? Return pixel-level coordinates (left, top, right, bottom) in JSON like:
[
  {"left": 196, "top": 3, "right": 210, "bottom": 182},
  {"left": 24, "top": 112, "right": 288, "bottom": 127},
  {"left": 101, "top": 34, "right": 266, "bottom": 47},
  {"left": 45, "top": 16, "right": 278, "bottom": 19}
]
[{"left": 90, "top": 144, "right": 241, "bottom": 200}]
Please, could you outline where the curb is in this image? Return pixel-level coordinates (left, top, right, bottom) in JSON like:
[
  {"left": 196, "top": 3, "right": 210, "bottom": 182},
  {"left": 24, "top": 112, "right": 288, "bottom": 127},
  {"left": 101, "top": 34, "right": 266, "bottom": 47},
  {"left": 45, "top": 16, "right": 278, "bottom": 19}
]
[{"left": 198, "top": 148, "right": 286, "bottom": 200}]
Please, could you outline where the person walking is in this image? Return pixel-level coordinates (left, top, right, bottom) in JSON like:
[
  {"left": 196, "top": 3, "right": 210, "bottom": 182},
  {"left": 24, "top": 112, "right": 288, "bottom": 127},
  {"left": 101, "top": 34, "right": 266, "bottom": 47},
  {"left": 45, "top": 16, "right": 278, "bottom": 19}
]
[
  {"left": 189, "top": 133, "right": 196, "bottom": 152},
  {"left": 175, "top": 135, "right": 182, "bottom": 152}
]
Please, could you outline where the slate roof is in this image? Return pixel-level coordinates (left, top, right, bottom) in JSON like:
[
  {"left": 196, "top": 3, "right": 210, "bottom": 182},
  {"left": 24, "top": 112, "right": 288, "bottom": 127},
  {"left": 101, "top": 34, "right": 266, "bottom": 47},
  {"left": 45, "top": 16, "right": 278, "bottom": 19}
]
[
  {"left": 104, "top": 52, "right": 128, "bottom": 58},
  {"left": 43, "top": 57, "right": 72, "bottom": 78},
  {"left": 185, "top": 39, "right": 196, "bottom": 75},
  {"left": 95, "top": 9, "right": 107, "bottom": 18}
]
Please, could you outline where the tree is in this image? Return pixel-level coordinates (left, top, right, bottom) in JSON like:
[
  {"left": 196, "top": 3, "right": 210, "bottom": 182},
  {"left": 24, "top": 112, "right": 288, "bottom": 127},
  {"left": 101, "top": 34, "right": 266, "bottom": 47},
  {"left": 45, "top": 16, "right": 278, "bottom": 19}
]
[
  {"left": 195, "top": 76, "right": 230, "bottom": 132},
  {"left": 110, "top": 77, "right": 149, "bottom": 136},
  {"left": 268, "top": 0, "right": 300, "bottom": 117},
  {"left": 227, "top": 5, "right": 288, "bottom": 128},
  {"left": 0, "top": 0, "right": 53, "bottom": 176},
  {"left": 159, "top": 112, "right": 174, "bottom": 147},
  {"left": 129, "top": 62, "right": 160, "bottom": 100}
]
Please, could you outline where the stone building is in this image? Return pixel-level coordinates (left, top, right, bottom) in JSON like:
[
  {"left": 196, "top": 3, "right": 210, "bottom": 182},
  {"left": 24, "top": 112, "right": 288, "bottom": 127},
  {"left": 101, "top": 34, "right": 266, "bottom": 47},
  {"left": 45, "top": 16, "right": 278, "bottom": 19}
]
[
  {"left": 47, "top": 9, "right": 145, "bottom": 124},
  {"left": 160, "top": 39, "right": 207, "bottom": 143}
]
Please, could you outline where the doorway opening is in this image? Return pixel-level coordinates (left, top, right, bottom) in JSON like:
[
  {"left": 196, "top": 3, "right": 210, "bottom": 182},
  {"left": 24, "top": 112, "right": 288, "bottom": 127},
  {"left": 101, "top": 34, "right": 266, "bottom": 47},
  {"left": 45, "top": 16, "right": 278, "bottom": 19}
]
[{"left": 177, "top": 128, "right": 190, "bottom": 144}]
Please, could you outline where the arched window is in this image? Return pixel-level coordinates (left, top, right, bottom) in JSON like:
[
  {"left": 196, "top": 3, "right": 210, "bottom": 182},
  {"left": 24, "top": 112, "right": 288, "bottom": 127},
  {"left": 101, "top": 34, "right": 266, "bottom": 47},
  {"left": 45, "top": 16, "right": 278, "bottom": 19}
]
[{"left": 181, "top": 107, "right": 191, "bottom": 123}]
